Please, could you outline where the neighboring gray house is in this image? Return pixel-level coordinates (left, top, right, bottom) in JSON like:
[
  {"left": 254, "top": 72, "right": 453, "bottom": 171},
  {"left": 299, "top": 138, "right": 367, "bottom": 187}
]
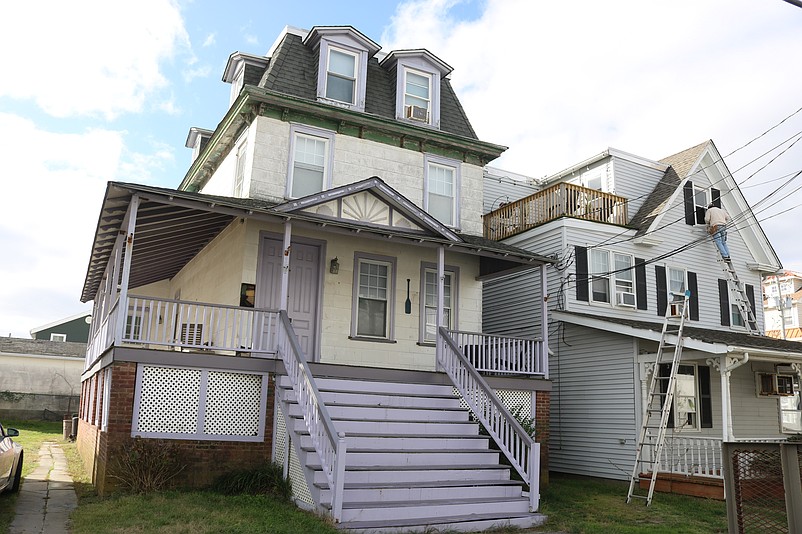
[{"left": 483, "top": 141, "right": 802, "bottom": 498}]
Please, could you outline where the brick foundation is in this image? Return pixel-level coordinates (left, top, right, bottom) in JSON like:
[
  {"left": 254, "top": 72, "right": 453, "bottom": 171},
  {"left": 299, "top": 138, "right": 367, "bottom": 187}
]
[{"left": 535, "top": 390, "right": 550, "bottom": 486}]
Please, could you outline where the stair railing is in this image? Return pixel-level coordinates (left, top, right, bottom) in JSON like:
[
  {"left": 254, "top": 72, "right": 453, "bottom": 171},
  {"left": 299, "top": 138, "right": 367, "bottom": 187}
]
[
  {"left": 276, "top": 311, "right": 346, "bottom": 522},
  {"left": 438, "top": 327, "right": 541, "bottom": 512}
]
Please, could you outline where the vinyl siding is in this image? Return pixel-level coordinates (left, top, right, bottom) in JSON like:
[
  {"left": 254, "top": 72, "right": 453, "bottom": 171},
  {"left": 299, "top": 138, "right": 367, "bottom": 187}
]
[
  {"left": 482, "top": 172, "right": 538, "bottom": 214},
  {"left": 610, "top": 158, "right": 664, "bottom": 220}
]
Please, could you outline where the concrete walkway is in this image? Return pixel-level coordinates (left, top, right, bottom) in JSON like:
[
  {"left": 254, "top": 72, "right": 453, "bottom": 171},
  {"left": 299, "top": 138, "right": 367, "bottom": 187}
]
[{"left": 9, "top": 441, "right": 77, "bottom": 534}]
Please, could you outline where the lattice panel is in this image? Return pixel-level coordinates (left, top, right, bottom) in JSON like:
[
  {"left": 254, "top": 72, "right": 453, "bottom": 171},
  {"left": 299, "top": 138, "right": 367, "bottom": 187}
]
[
  {"left": 289, "top": 439, "right": 313, "bottom": 505},
  {"left": 497, "top": 389, "right": 532, "bottom": 418},
  {"left": 137, "top": 366, "right": 201, "bottom": 433},
  {"left": 731, "top": 448, "right": 787, "bottom": 533},
  {"left": 203, "top": 371, "right": 262, "bottom": 436},
  {"left": 273, "top": 397, "right": 287, "bottom": 467}
]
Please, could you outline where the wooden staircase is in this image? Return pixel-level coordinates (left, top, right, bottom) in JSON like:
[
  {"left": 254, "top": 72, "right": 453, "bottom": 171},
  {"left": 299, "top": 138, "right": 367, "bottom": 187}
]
[{"left": 276, "top": 373, "right": 546, "bottom": 533}]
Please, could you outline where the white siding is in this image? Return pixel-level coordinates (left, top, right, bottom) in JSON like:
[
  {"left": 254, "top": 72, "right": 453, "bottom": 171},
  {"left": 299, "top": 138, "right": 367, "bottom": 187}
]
[
  {"left": 482, "top": 172, "right": 538, "bottom": 214},
  {"left": 610, "top": 158, "right": 664, "bottom": 221}
]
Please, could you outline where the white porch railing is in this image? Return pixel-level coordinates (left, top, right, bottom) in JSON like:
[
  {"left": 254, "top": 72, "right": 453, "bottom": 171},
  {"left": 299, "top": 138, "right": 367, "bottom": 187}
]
[
  {"left": 452, "top": 330, "right": 547, "bottom": 377},
  {"left": 438, "top": 327, "right": 540, "bottom": 512},
  {"left": 85, "top": 295, "right": 280, "bottom": 368},
  {"left": 276, "top": 311, "right": 345, "bottom": 522},
  {"left": 656, "top": 436, "right": 723, "bottom": 478}
]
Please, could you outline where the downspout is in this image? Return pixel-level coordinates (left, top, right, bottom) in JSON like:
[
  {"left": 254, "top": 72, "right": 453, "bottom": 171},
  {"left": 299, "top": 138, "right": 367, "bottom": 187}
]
[{"left": 540, "top": 264, "right": 549, "bottom": 379}]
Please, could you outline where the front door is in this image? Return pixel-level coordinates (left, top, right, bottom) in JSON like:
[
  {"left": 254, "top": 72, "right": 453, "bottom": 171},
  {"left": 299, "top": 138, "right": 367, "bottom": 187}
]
[{"left": 257, "top": 237, "right": 320, "bottom": 359}]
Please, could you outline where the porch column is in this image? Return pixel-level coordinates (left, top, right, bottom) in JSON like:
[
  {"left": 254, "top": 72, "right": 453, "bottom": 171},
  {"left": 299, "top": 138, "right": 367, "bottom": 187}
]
[
  {"left": 435, "top": 245, "right": 445, "bottom": 366},
  {"left": 540, "top": 264, "right": 549, "bottom": 379},
  {"left": 114, "top": 194, "right": 140, "bottom": 343},
  {"left": 280, "top": 221, "right": 292, "bottom": 312},
  {"left": 710, "top": 354, "right": 750, "bottom": 441}
]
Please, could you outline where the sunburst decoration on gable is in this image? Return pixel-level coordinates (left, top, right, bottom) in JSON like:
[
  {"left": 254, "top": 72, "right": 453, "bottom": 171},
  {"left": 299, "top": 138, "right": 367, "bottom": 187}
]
[{"left": 342, "top": 192, "right": 391, "bottom": 225}]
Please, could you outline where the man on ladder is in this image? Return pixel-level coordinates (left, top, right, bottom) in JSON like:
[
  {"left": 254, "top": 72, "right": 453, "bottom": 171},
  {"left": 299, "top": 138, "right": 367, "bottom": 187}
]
[{"left": 705, "top": 202, "right": 731, "bottom": 260}]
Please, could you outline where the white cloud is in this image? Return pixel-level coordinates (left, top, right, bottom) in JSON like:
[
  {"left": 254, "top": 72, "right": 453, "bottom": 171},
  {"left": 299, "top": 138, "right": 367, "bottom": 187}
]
[
  {"left": 203, "top": 33, "right": 217, "bottom": 47},
  {"left": 183, "top": 65, "right": 213, "bottom": 83},
  {"left": 0, "top": 0, "right": 190, "bottom": 120}
]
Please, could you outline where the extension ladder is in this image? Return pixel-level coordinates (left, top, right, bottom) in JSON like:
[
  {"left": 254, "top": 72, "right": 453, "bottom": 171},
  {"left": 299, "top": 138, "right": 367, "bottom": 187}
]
[
  {"left": 718, "top": 255, "right": 758, "bottom": 334},
  {"left": 626, "top": 290, "right": 690, "bottom": 505}
]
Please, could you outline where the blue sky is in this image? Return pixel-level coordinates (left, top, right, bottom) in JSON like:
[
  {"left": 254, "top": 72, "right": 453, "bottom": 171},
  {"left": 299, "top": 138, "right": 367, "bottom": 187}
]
[{"left": 1, "top": 0, "right": 801, "bottom": 337}]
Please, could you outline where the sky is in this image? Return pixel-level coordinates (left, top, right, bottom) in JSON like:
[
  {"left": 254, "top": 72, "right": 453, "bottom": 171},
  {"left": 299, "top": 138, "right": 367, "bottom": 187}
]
[{"left": 1, "top": 0, "right": 801, "bottom": 338}]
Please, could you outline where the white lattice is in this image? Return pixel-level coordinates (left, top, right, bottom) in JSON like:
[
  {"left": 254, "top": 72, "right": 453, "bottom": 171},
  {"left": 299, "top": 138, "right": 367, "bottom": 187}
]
[
  {"left": 273, "top": 398, "right": 287, "bottom": 467},
  {"left": 137, "top": 366, "right": 201, "bottom": 434},
  {"left": 204, "top": 371, "right": 262, "bottom": 436},
  {"left": 497, "top": 389, "right": 532, "bottom": 418},
  {"left": 289, "top": 439, "right": 314, "bottom": 505}
]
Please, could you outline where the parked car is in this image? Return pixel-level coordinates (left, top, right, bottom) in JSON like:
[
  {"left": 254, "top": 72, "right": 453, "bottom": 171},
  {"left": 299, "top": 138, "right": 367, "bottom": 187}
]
[{"left": 0, "top": 422, "right": 23, "bottom": 493}]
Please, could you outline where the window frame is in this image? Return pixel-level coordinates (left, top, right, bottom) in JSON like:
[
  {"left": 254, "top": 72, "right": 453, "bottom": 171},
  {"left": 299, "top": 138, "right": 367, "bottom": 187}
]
[
  {"left": 586, "top": 248, "right": 637, "bottom": 308},
  {"left": 286, "top": 124, "right": 335, "bottom": 199},
  {"left": 673, "top": 363, "right": 701, "bottom": 431},
  {"left": 403, "top": 67, "right": 433, "bottom": 124},
  {"left": 419, "top": 262, "right": 459, "bottom": 344},
  {"left": 667, "top": 265, "right": 687, "bottom": 297},
  {"left": 50, "top": 333, "right": 67, "bottom": 342},
  {"left": 423, "top": 154, "right": 461, "bottom": 229},
  {"left": 325, "top": 46, "right": 358, "bottom": 106},
  {"left": 233, "top": 136, "right": 247, "bottom": 197},
  {"left": 314, "top": 39, "right": 369, "bottom": 111},
  {"left": 392, "top": 59, "right": 442, "bottom": 128},
  {"left": 589, "top": 248, "right": 611, "bottom": 304},
  {"left": 350, "top": 252, "right": 397, "bottom": 342},
  {"left": 692, "top": 184, "right": 709, "bottom": 225}
]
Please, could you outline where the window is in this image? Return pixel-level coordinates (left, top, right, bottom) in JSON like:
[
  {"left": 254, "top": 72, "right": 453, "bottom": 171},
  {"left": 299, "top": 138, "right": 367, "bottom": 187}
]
[
  {"left": 325, "top": 48, "right": 357, "bottom": 105},
  {"left": 287, "top": 125, "right": 334, "bottom": 199},
  {"left": 757, "top": 373, "right": 796, "bottom": 396},
  {"left": 352, "top": 254, "right": 396, "bottom": 340},
  {"left": 731, "top": 304, "right": 745, "bottom": 328},
  {"left": 584, "top": 169, "right": 603, "bottom": 191},
  {"left": 420, "top": 264, "right": 458, "bottom": 343},
  {"left": 233, "top": 139, "right": 247, "bottom": 197},
  {"left": 614, "top": 253, "right": 635, "bottom": 305},
  {"left": 49, "top": 333, "right": 67, "bottom": 342},
  {"left": 424, "top": 155, "right": 460, "bottom": 227},
  {"left": 404, "top": 68, "right": 431, "bottom": 122},
  {"left": 683, "top": 181, "right": 720, "bottom": 226},
  {"left": 659, "top": 364, "right": 700, "bottom": 431},
  {"left": 780, "top": 393, "right": 802, "bottom": 433},
  {"left": 758, "top": 373, "right": 802, "bottom": 433},
  {"left": 590, "top": 249, "right": 610, "bottom": 303},
  {"left": 692, "top": 184, "right": 709, "bottom": 225},
  {"left": 668, "top": 267, "right": 686, "bottom": 295}
]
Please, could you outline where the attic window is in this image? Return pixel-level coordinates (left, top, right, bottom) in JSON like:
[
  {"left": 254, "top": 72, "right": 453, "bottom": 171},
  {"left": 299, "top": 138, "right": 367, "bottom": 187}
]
[{"left": 325, "top": 48, "right": 357, "bottom": 105}]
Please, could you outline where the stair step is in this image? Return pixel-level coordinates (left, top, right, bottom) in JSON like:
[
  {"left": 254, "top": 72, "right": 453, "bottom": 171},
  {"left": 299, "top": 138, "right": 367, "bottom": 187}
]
[
  {"left": 311, "top": 465, "right": 512, "bottom": 485},
  {"left": 335, "top": 495, "right": 531, "bottom": 523},
  {"left": 338, "top": 510, "right": 546, "bottom": 533},
  {"left": 317, "top": 479, "right": 523, "bottom": 504},
  {"left": 282, "top": 389, "right": 462, "bottom": 409},
  {"left": 288, "top": 417, "right": 480, "bottom": 436},
  {"left": 277, "top": 375, "right": 455, "bottom": 397},
  {"left": 301, "top": 447, "right": 499, "bottom": 467},
  {"left": 298, "top": 434, "right": 490, "bottom": 450},
  {"left": 286, "top": 403, "right": 469, "bottom": 422}
]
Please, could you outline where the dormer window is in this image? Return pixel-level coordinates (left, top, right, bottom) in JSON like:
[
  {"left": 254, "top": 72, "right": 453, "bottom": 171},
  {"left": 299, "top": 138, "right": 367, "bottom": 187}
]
[
  {"left": 404, "top": 68, "right": 431, "bottom": 123},
  {"left": 326, "top": 48, "right": 358, "bottom": 105},
  {"left": 381, "top": 49, "right": 452, "bottom": 129}
]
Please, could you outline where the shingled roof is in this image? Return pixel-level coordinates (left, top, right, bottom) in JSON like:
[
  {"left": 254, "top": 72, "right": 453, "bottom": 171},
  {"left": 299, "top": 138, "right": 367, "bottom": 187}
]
[{"left": 628, "top": 140, "right": 710, "bottom": 234}]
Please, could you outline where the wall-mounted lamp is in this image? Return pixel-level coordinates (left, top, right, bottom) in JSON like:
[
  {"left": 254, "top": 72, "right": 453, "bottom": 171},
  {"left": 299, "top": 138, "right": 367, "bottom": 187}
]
[{"left": 329, "top": 257, "right": 339, "bottom": 274}]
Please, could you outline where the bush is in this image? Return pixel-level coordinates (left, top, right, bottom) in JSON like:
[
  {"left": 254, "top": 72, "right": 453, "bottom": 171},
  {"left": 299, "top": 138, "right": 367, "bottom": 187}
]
[
  {"left": 211, "top": 463, "right": 292, "bottom": 500},
  {"left": 108, "top": 437, "right": 185, "bottom": 493}
]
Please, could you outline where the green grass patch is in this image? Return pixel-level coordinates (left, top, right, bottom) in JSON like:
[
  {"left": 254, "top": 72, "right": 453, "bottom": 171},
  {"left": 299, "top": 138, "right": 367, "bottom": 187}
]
[
  {"left": 531, "top": 473, "right": 728, "bottom": 533},
  {"left": 70, "top": 491, "right": 339, "bottom": 534}
]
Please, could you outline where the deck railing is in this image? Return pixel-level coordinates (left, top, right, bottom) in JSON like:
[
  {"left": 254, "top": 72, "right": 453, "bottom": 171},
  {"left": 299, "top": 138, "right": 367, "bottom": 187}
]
[
  {"left": 657, "top": 436, "right": 723, "bottom": 478},
  {"left": 483, "top": 182, "right": 628, "bottom": 240},
  {"left": 85, "top": 295, "right": 280, "bottom": 368},
  {"left": 438, "top": 327, "right": 540, "bottom": 512},
  {"left": 276, "top": 311, "right": 345, "bottom": 522},
  {"left": 452, "top": 331, "right": 547, "bottom": 377}
]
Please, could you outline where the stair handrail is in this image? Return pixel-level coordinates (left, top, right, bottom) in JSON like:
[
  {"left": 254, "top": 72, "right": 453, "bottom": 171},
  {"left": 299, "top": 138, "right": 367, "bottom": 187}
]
[
  {"left": 437, "top": 327, "right": 540, "bottom": 512},
  {"left": 276, "top": 311, "right": 346, "bottom": 522}
]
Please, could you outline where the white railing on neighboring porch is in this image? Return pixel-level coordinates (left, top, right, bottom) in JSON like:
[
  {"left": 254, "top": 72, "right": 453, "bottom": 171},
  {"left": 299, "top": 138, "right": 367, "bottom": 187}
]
[
  {"left": 85, "top": 295, "right": 280, "bottom": 368},
  {"left": 452, "top": 330, "right": 547, "bottom": 377},
  {"left": 438, "top": 327, "right": 540, "bottom": 512},
  {"left": 657, "top": 436, "right": 723, "bottom": 478},
  {"left": 276, "top": 311, "right": 345, "bottom": 522}
]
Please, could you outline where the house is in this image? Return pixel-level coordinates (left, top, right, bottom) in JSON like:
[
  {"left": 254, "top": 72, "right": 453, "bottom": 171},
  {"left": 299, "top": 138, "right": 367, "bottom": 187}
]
[
  {"left": 75, "top": 25, "right": 554, "bottom": 531},
  {"left": 30, "top": 311, "right": 92, "bottom": 342},
  {"left": 482, "top": 141, "right": 802, "bottom": 499},
  {"left": 0, "top": 336, "right": 84, "bottom": 420},
  {"left": 763, "top": 270, "right": 802, "bottom": 340}
]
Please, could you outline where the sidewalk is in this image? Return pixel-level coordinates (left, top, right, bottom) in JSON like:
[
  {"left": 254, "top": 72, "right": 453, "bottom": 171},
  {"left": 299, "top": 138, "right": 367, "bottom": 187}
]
[{"left": 9, "top": 441, "right": 77, "bottom": 534}]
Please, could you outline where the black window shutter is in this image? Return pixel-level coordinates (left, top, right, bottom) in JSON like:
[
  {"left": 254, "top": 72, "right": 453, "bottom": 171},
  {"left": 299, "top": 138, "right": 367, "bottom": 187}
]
[
  {"left": 683, "top": 181, "right": 695, "bottom": 225},
  {"left": 698, "top": 365, "right": 713, "bottom": 428},
  {"left": 575, "top": 246, "right": 589, "bottom": 302},
  {"left": 687, "top": 271, "right": 699, "bottom": 321},
  {"left": 656, "top": 266, "right": 667, "bottom": 315},
  {"left": 718, "top": 279, "right": 731, "bottom": 326},
  {"left": 746, "top": 284, "right": 757, "bottom": 330},
  {"left": 635, "top": 258, "right": 647, "bottom": 310},
  {"left": 711, "top": 188, "right": 721, "bottom": 209},
  {"left": 658, "top": 364, "right": 675, "bottom": 428}
]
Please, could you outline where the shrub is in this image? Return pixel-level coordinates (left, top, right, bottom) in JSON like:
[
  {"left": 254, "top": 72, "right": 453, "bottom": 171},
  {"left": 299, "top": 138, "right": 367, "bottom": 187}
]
[
  {"left": 211, "top": 463, "right": 292, "bottom": 500},
  {"left": 108, "top": 437, "right": 185, "bottom": 493}
]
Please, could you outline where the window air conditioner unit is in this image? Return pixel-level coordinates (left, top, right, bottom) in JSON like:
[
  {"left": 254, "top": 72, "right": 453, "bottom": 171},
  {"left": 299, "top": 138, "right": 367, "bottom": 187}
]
[
  {"left": 617, "top": 292, "right": 636, "bottom": 307},
  {"left": 406, "top": 105, "right": 428, "bottom": 122}
]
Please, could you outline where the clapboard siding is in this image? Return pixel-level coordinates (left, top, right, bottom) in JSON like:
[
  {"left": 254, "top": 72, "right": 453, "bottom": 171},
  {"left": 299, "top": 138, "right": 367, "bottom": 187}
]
[
  {"left": 610, "top": 158, "right": 665, "bottom": 220},
  {"left": 549, "top": 324, "right": 637, "bottom": 480},
  {"left": 482, "top": 171, "right": 538, "bottom": 214},
  {"left": 729, "top": 363, "right": 789, "bottom": 438}
]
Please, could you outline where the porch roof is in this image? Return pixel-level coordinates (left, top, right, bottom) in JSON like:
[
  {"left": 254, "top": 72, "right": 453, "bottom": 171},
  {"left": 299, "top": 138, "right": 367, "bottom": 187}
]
[
  {"left": 81, "top": 182, "right": 553, "bottom": 302},
  {"left": 553, "top": 311, "right": 802, "bottom": 360}
]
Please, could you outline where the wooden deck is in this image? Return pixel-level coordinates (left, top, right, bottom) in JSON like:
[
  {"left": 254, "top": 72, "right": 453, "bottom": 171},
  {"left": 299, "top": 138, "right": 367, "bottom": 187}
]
[{"left": 640, "top": 472, "right": 724, "bottom": 500}]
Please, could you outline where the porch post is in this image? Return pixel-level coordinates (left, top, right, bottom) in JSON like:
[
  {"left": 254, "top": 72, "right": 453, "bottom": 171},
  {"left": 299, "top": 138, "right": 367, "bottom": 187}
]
[
  {"left": 280, "top": 221, "right": 292, "bottom": 312},
  {"left": 114, "top": 194, "right": 139, "bottom": 344},
  {"left": 719, "top": 358, "right": 731, "bottom": 442},
  {"left": 436, "top": 245, "right": 445, "bottom": 366},
  {"left": 540, "top": 264, "right": 549, "bottom": 379}
]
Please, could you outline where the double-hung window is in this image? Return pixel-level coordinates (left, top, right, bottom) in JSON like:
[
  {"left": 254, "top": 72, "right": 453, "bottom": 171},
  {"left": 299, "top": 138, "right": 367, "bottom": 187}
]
[
  {"left": 404, "top": 68, "right": 431, "bottom": 123},
  {"left": 287, "top": 125, "right": 334, "bottom": 199},
  {"left": 693, "top": 185, "right": 709, "bottom": 225},
  {"left": 613, "top": 253, "right": 635, "bottom": 306},
  {"left": 590, "top": 249, "right": 610, "bottom": 304},
  {"left": 424, "top": 155, "right": 460, "bottom": 228},
  {"left": 233, "top": 139, "right": 247, "bottom": 197},
  {"left": 352, "top": 254, "right": 396, "bottom": 340},
  {"left": 420, "top": 264, "right": 458, "bottom": 343},
  {"left": 668, "top": 266, "right": 686, "bottom": 296},
  {"left": 325, "top": 48, "right": 357, "bottom": 105},
  {"left": 674, "top": 364, "right": 700, "bottom": 430}
]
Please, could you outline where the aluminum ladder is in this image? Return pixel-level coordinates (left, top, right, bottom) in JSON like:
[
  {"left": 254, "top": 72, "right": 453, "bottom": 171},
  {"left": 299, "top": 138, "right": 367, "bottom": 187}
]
[
  {"left": 626, "top": 290, "right": 690, "bottom": 505},
  {"left": 718, "top": 255, "right": 758, "bottom": 334}
]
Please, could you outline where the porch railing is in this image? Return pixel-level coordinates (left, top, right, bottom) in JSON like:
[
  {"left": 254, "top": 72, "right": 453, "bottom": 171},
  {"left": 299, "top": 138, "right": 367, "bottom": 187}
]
[
  {"left": 452, "top": 330, "right": 547, "bottom": 377},
  {"left": 276, "top": 311, "right": 345, "bottom": 522},
  {"left": 483, "top": 182, "right": 628, "bottom": 240},
  {"left": 85, "top": 295, "right": 280, "bottom": 368},
  {"left": 657, "top": 436, "right": 723, "bottom": 478},
  {"left": 438, "top": 327, "right": 540, "bottom": 512}
]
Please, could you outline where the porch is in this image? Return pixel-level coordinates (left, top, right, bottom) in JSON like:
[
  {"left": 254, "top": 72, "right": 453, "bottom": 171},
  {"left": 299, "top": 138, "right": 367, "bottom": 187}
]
[{"left": 483, "top": 182, "right": 628, "bottom": 240}]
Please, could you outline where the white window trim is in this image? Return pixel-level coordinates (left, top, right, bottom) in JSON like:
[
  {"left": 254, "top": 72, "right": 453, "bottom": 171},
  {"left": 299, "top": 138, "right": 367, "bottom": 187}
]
[
  {"left": 419, "top": 262, "right": 459, "bottom": 344},
  {"left": 316, "top": 39, "right": 368, "bottom": 111},
  {"left": 589, "top": 248, "right": 611, "bottom": 305},
  {"left": 50, "top": 333, "right": 67, "bottom": 342},
  {"left": 394, "top": 60, "right": 441, "bottom": 128},
  {"left": 672, "top": 363, "right": 701, "bottom": 432},
  {"left": 350, "top": 252, "right": 397, "bottom": 342},
  {"left": 729, "top": 283, "right": 753, "bottom": 330},
  {"left": 666, "top": 264, "right": 688, "bottom": 298},
  {"left": 423, "top": 154, "right": 461, "bottom": 230},
  {"left": 233, "top": 136, "right": 247, "bottom": 197},
  {"left": 286, "top": 124, "right": 335, "bottom": 199},
  {"left": 613, "top": 251, "right": 635, "bottom": 307},
  {"left": 693, "top": 184, "right": 710, "bottom": 226}
]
